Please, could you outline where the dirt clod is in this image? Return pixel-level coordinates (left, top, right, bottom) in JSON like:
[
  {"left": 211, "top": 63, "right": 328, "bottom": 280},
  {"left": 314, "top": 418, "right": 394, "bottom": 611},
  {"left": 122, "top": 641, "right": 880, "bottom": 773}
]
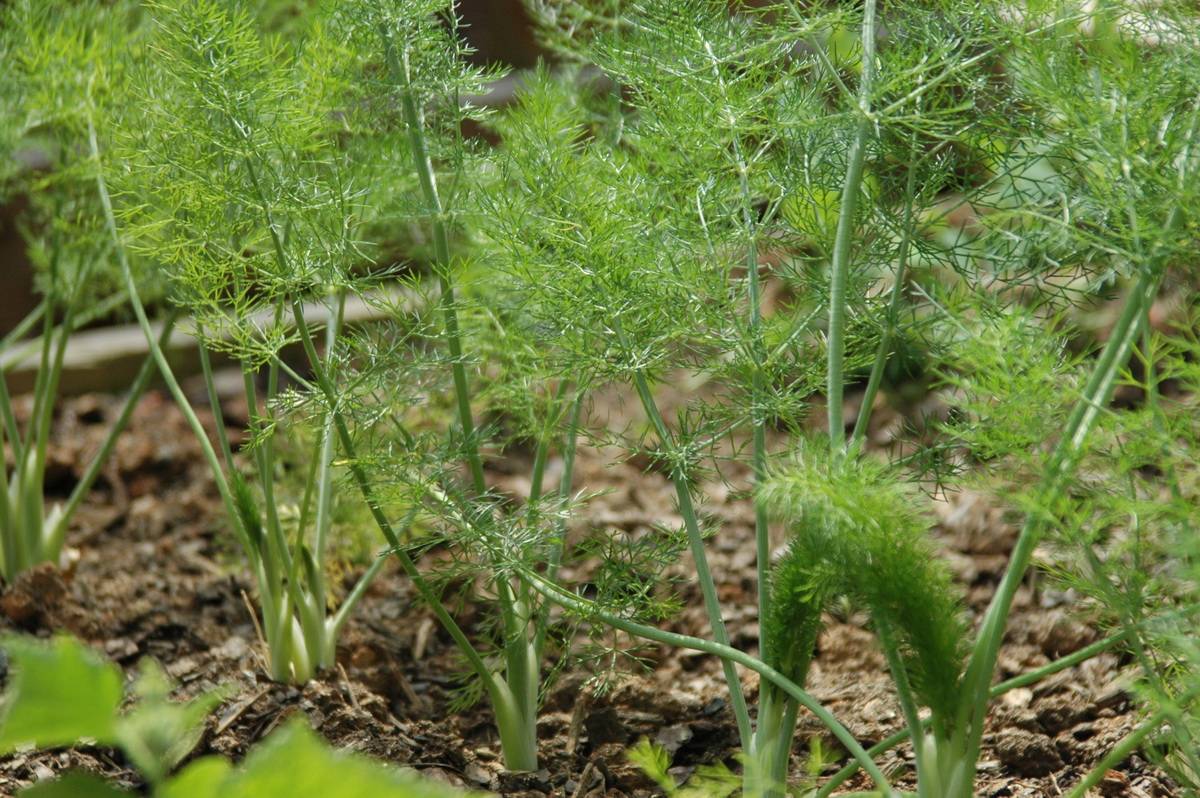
[{"left": 994, "top": 729, "right": 1065, "bottom": 776}]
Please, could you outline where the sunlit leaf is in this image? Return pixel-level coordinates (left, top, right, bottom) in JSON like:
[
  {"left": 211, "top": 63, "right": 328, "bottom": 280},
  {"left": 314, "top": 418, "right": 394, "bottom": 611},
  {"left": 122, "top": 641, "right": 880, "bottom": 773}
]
[{"left": 0, "top": 637, "right": 122, "bottom": 753}]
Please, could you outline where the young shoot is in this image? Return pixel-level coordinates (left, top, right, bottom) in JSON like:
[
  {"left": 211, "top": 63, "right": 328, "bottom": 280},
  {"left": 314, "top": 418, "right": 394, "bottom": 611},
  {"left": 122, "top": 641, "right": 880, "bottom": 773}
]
[{"left": 0, "top": 0, "right": 172, "bottom": 583}]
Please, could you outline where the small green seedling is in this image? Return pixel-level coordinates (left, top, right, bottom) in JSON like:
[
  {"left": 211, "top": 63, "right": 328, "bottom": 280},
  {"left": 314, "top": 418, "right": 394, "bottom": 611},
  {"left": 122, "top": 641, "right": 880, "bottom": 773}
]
[
  {"left": 0, "top": 636, "right": 223, "bottom": 790},
  {"left": 0, "top": 635, "right": 467, "bottom": 798},
  {"left": 627, "top": 737, "right": 740, "bottom": 798}
]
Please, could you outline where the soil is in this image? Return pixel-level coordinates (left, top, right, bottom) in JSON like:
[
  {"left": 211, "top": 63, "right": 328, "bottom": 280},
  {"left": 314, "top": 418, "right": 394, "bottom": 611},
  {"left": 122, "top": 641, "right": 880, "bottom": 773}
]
[{"left": 0, "top": 379, "right": 1181, "bottom": 798}]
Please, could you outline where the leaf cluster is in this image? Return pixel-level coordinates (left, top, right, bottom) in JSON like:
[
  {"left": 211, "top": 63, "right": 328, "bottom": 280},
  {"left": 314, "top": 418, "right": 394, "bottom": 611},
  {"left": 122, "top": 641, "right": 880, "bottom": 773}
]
[
  {"left": 761, "top": 443, "right": 968, "bottom": 728},
  {"left": 0, "top": 635, "right": 467, "bottom": 798}
]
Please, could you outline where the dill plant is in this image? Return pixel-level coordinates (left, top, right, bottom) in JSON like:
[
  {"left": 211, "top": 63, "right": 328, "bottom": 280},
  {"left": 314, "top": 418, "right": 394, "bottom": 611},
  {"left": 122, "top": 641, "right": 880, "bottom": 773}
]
[
  {"left": 0, "top": 0, "right": 173, "bottom": 582},
  {"left": 317, "top": 0, "right": 588, "bottom": 771},
  {"left": 97, "top": 0, "right": 574, "bottom": 770},
  {"left": 481, "top": 0, "right": 911, "bottom": 791},
  {"left": 767, "top": 3, "right": 1200, "bottom": 796}
]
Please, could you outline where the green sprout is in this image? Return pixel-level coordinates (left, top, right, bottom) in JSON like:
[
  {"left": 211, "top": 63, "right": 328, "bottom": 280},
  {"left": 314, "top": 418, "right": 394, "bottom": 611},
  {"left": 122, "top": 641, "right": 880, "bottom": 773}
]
[
  {"left": 0, "top": 0, "right": 173, "bottom": 583},
  {"left": 0, "top": 635, "right": 467, "bottom": 798}
]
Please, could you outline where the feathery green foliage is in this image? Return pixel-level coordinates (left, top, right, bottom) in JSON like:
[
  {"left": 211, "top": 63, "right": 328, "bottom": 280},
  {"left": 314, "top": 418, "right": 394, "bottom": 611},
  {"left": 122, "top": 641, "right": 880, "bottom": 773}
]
[
  {"left": 105, "top": 0, "right": 391, "bottom": 685},
  {"left": 762, "top": 447, "right": 968, "bottom": 728},
  {"left": 513, "top": 2, "right": 1200, "bottom": 796},
  {"left": 0, "top": 0, "right": 171, "bottom": 582},
  {"left": 7, "top": 0, "right": 1199, "bottom": 793}
]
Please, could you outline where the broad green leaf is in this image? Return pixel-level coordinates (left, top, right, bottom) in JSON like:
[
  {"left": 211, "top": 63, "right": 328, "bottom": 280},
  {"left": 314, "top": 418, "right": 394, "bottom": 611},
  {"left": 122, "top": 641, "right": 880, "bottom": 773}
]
[
  {"left": 0, "top": 637, "right": 122, "bottom": 752},
  {"left": 18, "top": 772, "right": 133, "bottom": 798},
  {"left": 157, "top": 757, "right": 232, "bottom": 798},
  {"left": 114, "top": 660, "right": 226, "bottom": 785},
  {"left": 223, "top": 720, "right": 463, "bottom": 798}
]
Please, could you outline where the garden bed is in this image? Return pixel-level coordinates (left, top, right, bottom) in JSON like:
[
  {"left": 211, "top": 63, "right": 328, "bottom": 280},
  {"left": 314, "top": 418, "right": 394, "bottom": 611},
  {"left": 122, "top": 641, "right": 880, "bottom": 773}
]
[{"left": 0, "top": 382, "right": 1177, "bottom": 797}]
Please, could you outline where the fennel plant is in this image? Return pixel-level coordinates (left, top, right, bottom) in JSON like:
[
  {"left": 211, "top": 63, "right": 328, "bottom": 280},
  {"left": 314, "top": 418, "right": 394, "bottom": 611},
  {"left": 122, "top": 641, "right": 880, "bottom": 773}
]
[
  {"left": 0, "top": 0, "right": 172, "bottom": 583},
  {"left": 507, "top": 1, "right": 1200, "bottom": 796},
  {"left": 100, "top": 0, "right": 578, "bottom": 769},
  {"left": 39, "top": 0, "right": 1200, "bottom": 790},
  {"left": 94, "top": 0, "right": 396, "bottom": 684}
]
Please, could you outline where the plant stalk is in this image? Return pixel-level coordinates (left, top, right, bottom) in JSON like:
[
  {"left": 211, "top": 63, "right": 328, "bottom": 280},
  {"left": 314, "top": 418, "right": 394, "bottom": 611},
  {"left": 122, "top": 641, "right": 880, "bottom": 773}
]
[
  {"left": 521, "top": 569, "right": 896, "bottom": 798},
  {"left": 632, "top": 369, "right": 753, "bottom": 750},
  {"left": 954, "top": 262, "right": 1168, "bottom": 789},
  {"left": 815, "top": 628, "right": 1128, "bottom": 797},
  {"left": 826, "top": 0, "right": 878, "bottom": 453},
  {"left": 380, "top": 25, "right": 485, "bottom": 496}
]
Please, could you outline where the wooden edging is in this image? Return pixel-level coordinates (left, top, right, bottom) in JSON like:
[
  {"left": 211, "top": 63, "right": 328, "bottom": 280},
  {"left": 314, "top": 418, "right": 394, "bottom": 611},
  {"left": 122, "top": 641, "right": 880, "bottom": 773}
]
[{"left": 0, "top": 290, "right": 415, "bottom": 397}]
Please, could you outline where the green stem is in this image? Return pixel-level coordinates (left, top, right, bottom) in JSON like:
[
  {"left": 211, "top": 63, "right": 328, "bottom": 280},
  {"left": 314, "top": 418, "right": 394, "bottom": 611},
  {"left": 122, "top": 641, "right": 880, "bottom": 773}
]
[
  {"left": 0, "top": 354, "right": 21, "bottom": 456},
  {"left": 0, "top": 301, "right": 46, "bottom": 358},
  {"left": 327, "top": 548, "right": 390, "bottom": 649},
  {"left": 380, "top": 25, "right": 485, "bottom": 496},
  {"left": 956, "top": 263, "right": 1165, "bottom": 773},
  {"left": 533, "top": 386, "right": 586, "bottom": 660},
  {"left": 816, "top": 629, "right": 1128, "bottom": 798},
  {"left": 876, "top": 620, "right": 927, "bottom": 766},
  {"left": 849, "top": 134, "right": 919, "bottom": 452},
  {"left": 89, "top": 117, "right": 252, "bottom": 557},
  {"left": 702, "top": 37, "right": 773, "bottom": 683},
  {"left": 527, "top": 385, "right": 569, "bottom": 508},
  {"left": 45, "top": 313, "right": 180, "bottom": 557},
  {"left": 21, "top": 288, "right": 56, "bottom": 460},
  {"left": 826, "top": 0, "right": 877, "bottom": 454},
  {"left": 195, "top": 331, "right": 236, "bottom": 473},
  {"left": 547, "top": 386, "right": 584, "bottom": 585},
  {"left": 312, "top": 293, "right": 347, "bottom": 619},
  {"left": 632, "top": 369, "right": 753, "bottom": 751},
  {"left": 242, "top": 364, "right": 290, "bottom": 597},
  {"left": 288, "top": 301, "right": 508, "bottom": 725},
  {"left": 521, "top": 570, "right": 896, "bottom": 798}
]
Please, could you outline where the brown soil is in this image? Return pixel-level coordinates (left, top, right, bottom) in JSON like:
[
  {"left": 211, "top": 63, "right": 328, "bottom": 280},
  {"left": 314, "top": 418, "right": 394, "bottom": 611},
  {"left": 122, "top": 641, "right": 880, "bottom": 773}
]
[{"left": 0, "top": 384, "right": 1180, "bottom": 798}]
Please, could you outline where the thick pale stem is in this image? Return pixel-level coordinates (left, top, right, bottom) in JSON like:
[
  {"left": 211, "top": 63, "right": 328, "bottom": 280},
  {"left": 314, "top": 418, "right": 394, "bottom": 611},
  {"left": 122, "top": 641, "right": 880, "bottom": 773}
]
[
  {"left": 499, "top": 592, "right": 540, "bottom": 771},
  {"left": 748, "top": 689, "right": 799, "bottom": 798}
]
